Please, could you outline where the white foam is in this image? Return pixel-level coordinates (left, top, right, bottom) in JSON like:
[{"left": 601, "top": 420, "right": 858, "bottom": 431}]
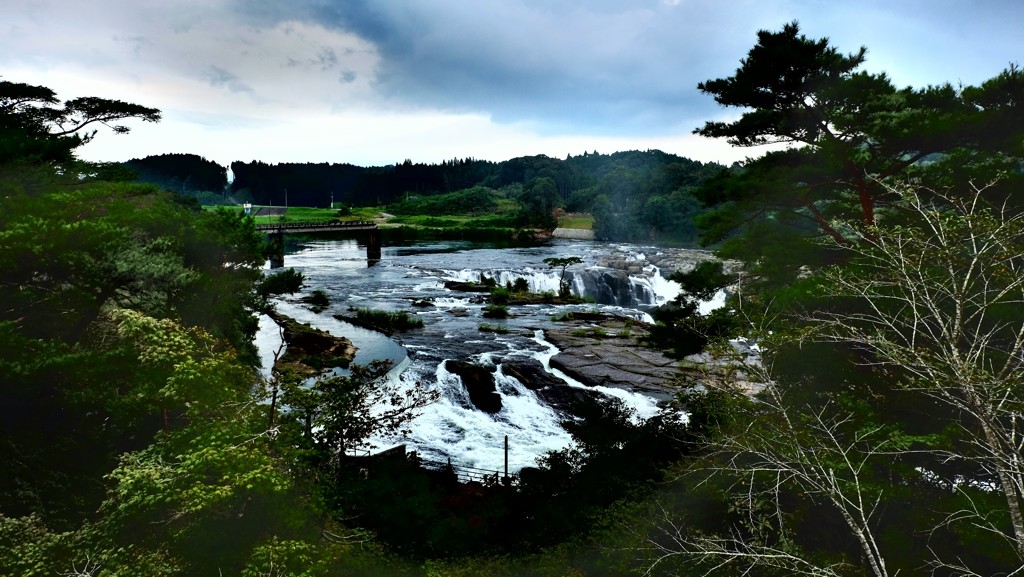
[
  {"left": 254, "top": 314, "right": 285, "bottom": 381},
  {"left": 379, "top": 359, "right": 574, "bottom": 472}
]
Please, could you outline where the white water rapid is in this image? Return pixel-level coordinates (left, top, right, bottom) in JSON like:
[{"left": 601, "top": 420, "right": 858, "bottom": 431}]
[{"left": 256, "top": 238, "right": 718, "bottom": 473}]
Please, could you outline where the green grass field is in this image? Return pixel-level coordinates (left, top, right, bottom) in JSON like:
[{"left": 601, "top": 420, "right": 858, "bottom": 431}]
[
  {"left": 209, "top": 202, "right": 546, "bottom": 234},
  {"left": 207, "top": 205, "right": 382, "bottom": 225},
  {"left": 557, "top": 214, "right": 594, "bottom": 230}
]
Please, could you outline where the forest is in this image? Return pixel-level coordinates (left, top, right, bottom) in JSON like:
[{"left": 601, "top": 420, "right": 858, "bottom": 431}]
[
  {"left": 3, "top": 21, "right": 1024, "bottom": 576},
  {"left": 127, "top": 147, "right": 723, "bottom": 245}
]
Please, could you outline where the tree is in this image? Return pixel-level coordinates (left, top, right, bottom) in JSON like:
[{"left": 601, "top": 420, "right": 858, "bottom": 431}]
[
  {"left": 125, "top": 153, "right": 229, "bottom": 199},
  {"left": 646, "top": 260, "right": 739, "bottom": 358},
  {"left": 807, "top": 182, "right": 1024, "bottom": 572},
  {"left": 278, "top": 361, "right": 439, "bottom": 476},
  {"left": 646, "top": 182, "right": 1024, "bottom": 576},
  {"left": 517, "top": 176, "right": 560, "bottom": 228},
  {"left": 543, "top": 256, "right": 583, "bottom": 298},
  {"left": 647, "top": 391, "right": 907, "bottom": 577},
  {"left": 693, "top": 22, "right": 1023, "bottom": 282},
  {"left": 95, "top": 310, "right": 307, "bottom": 575},
  {"left": 0, "top": 173, "right": 264, "bottom": 525},
  {"left": 1, "top": 79, "right": 160, "bottom": 166}
]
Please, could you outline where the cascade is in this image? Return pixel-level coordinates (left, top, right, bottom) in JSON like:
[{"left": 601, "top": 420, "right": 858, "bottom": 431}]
[
  {"left": 255, "top": 239, "right": 718, "bottom": 473},
  {"left": 441, "top": 264, "right": 681, "bottom": 309}
]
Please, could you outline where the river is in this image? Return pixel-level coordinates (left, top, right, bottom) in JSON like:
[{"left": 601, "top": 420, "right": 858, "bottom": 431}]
[{"left": 254, "top": 235, "right": 711, "bottom": 473}]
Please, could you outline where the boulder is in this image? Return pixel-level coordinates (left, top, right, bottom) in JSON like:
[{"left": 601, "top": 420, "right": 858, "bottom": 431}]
[
  {"left": 502, "top": 358, "right": 601, "bottom": 414},
  {"left": 267, "top": 311, "right": 356, "bottom": 376},
  {"left": 544, "top": 323, "right": 680, "bottom": 400},
  {"left": 445, "top": 360, "right": 502, "bottom": 413}
]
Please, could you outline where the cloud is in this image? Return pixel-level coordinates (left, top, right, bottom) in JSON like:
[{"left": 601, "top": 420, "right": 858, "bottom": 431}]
[
  {"left": 233, "top": 0, "right": 777, "bottom": 134},
  {"left": 204, "top": 65, "right": 254, "bottom": 93},
  {"left": 3, "top": 0, "right": 1023, "bottom": 167}
]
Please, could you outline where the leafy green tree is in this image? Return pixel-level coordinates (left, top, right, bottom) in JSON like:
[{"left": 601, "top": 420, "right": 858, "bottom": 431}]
[
  {"left": 92, "top": 310, "right": 312, "bottom": 575},
  {"left": 519, "top": 396, "right": 690, "bottom": 549},
  {"left": 543, "top": 256, "right": 583, "bottom": 298},
  {"left": 125, "top": 153, "right": 228, "bottom": 197},
  {"left": 0, "top": 175, "right": 265, "bottom": 528},
  {"left": 516, "top": 177, "right": 560, "bottom": 228},
  {"left": 641, "top": 188, "right": 701, "bottom": 244},
  {"left": 259, "top": 268, "right": 305, "bottom": 299},
  {"left": 278, "top": 361, "right": 439, "bottom": 476},
  {"left": 646, "top": 261, "right": 739, "bottom": 358}
]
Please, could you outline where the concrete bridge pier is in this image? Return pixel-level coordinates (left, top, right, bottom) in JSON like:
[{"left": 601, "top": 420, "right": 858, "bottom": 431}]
[
  {"left": 256, "top": 221, "right": 380, "bottom": 268},
  {"left": 266, "top": 232, "right": 285, "bottom": 269},
  {"left": 366, "top": 228, "right": 382, "bottom": 267}
]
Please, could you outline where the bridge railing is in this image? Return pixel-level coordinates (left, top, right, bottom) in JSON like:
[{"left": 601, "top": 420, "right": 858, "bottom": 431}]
[{"left": 254, "top": 220, "right": 376, "bottom": 231}]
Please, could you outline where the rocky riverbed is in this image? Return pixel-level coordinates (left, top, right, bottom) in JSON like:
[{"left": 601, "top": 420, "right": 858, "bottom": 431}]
[{"left": 266, "top": 310, "right": 356, "bottom": 376}]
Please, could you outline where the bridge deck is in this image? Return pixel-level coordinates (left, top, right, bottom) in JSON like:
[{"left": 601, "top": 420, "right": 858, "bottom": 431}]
[{"left": 255, "top": 220, "right": 378, "bottom": 233}]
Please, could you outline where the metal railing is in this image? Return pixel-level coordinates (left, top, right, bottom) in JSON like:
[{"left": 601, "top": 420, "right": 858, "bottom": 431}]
[
  {"left": 254, "top": 220, "right": 377, "bottom": 231},
  {"left": 420, "top": 457, "right": 518, "bottom": 486}
]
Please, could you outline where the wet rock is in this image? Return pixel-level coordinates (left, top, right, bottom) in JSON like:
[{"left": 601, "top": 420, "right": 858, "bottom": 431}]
[
  {"left": 443, "top": 280, "right": 493, "bottom": 292},
  {"left": 502, "top": 359, "right": 602, "bottom": 414},
  {"left": 445, "top": 360, "right": 502, "bottom": 413},
  {"left": 267, "top": 310, "right": 356, "bottom": 376},
  {"left": 574, "top": 267, "right": 651, "bottom": 307},
  {"left": 544, "top": 321, "right": 681, "bottom": 400}
]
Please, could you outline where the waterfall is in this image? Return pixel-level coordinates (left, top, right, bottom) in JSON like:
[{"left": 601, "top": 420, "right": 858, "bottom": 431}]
[{"left": 440, "top": 265, "right": 680, "bottom": 309}]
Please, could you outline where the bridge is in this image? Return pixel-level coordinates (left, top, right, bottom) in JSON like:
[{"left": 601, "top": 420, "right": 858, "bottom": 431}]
[
  {"left": 258, "top": 220, "right": 381, "bottom": 267},
  {"left": 255, "top": 220, "right": 378, "bottom": 234}
]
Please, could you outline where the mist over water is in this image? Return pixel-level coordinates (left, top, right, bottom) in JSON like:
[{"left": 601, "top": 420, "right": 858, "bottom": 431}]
[{"left": 257, "top": 236, "right": 708, "bottom": 473}]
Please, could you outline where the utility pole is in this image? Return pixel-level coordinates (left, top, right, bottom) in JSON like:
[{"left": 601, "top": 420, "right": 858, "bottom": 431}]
[
  {"left": 504, "top": 435, "right": 509, "bottom": 486},
  {"left": 284, "top": 188, "right": 288, "bottom": 207}
]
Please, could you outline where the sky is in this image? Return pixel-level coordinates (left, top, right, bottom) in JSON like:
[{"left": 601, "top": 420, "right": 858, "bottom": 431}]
[{"left": 3, "top": 0, "right": 1022, "bottom": 169}]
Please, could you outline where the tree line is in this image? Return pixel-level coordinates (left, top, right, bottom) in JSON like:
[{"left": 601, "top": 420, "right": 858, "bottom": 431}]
[{"left": 127, "top": 149, "right": 724, "bottom": 244}]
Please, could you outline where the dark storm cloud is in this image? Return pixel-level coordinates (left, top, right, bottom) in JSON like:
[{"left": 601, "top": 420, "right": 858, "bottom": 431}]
[{"left": 231, "top": 0, "right": 775, "bottom": 135}]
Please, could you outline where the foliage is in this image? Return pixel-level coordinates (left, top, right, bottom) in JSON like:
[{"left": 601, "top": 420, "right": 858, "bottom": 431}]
[
  {"left": 489, "top": 286, "right": 512, "bottom": 305},
  {"left": 516, "top": 177, "right": 560, "bottom": 228},
  {"left": 346, "top": 308, "right": 424, "bottom": 333},
  {"left": 482, "top": 304, "right": 510, "bottom": 318},
  {"left": 646, "top": 183, "right": 1024, "bottom": 576},
  {"left": 646, "top": 260, "right": 740, "bottom": 358},
  {"left": 389, "top": 185, "right": 499, "bottom": 216},
  {"left": 693, "top": 22, "right": 1024, "bottom": 285},
  {"left": 477, "top": 323, "right": 510, "bottom": 334},
  {"left": 543, "top": 256, "right": 583, "bottom": 298},
  {"left": 259, "top": 268, "right": 305, "bottom": 298},
  {"left": 806, "top": 183, "right": 1024, "bottom": 571},
  {"left": 581, "top": 153, "right": 716, "bottom": 243},
  {"left": 0, "top": 170, "right": 265, "bottom": 522},
  {"left": 125, "top": 153, "right": 228, "bottom": 199},
  {"left": 511, "top": 276, "right": 530, "bottom": 293},
  {"left": 278, "top": 360, "right": 438, "bottom": 461},
  {"left": 1, "top": 79, "right": 160, "bottom": 167},
  {"left": 304, "top": 289, "right": 331, "bottom": 312},
  {"left": 516, "top": 396, "right": 691, "bottom": 549},
  {"left": 230, "top": 151, "right": 722, "bottom": 243}
]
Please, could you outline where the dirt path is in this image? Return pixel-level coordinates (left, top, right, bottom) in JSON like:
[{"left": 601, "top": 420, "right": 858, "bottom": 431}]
[{"left": 253, "top": 207, "right": 286, "bottom": 217}]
